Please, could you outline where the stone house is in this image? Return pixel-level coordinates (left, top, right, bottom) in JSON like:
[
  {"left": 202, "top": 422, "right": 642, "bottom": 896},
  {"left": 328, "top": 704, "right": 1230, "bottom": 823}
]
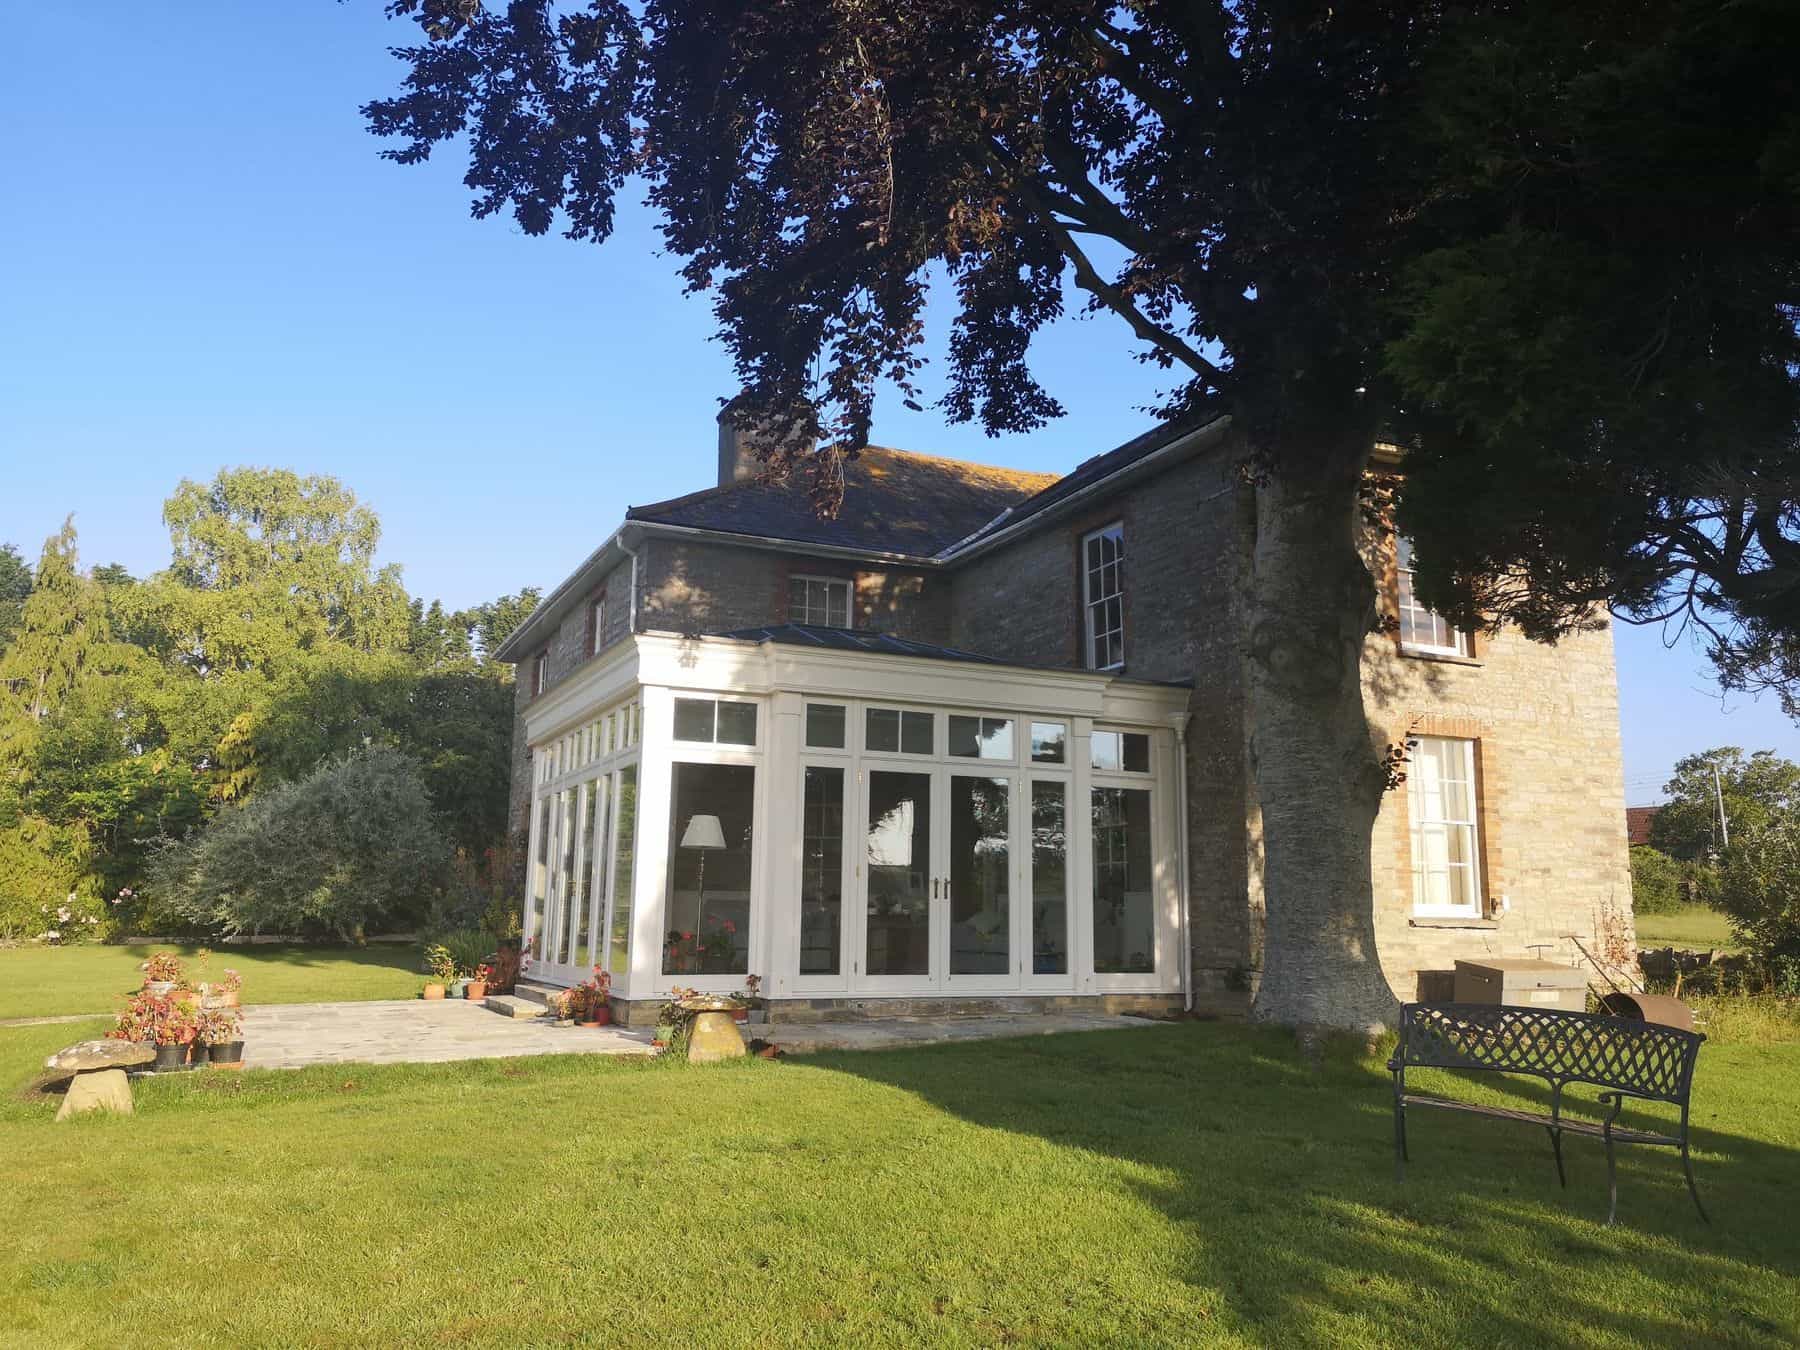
[{"left": 494, "top": 410, "right": 1633, "bottom": 1024}]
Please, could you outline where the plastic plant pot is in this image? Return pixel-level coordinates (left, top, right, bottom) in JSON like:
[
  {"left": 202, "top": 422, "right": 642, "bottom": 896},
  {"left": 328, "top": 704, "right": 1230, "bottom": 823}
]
[{"left": 210, "top": 1041, "right": 245, "bottom": 1065}]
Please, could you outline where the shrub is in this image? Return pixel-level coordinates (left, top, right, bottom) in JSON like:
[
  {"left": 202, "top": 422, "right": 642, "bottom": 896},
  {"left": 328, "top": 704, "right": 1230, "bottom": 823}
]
[
  {"left": 147, "top": 746, "right": 451, "bottom": 942},
  {"left": 0, "top": 817, "right": 106, "bottom": 941},
  {"left": 1629, "top": 846, "right": 1685, "bottom": 915},
  {"left": 1716, "top": 821, "right": 1800, "bottom": 995},
  {"left": 424, "top": 928, "right": 492, "bottom": 980}
]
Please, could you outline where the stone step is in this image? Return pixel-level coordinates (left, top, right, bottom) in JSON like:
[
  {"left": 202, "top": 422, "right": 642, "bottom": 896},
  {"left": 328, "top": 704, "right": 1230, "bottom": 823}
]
[
  {"left": 510, "top": 981, "right": 559, "bottom": 1007},
  {"left": 483, "top": 995, "right": 547, "bottom": 1020}
]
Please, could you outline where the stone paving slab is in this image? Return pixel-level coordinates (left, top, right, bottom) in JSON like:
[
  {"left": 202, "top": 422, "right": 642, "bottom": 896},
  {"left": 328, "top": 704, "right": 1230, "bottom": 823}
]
[
  {"left": 240, "top": 999, "right": 653, "bottom": 1070},
  {"left": 757, "top": 1012, "right": 1163, "bottom": 1054},
  {"left": 232, "top": 1002, "right": 1160, "bottom": 1071}
]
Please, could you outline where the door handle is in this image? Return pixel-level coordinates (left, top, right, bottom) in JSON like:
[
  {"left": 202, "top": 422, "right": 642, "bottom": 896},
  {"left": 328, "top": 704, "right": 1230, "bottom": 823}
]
[{"left": 931, "top": 877, "right": 939, "bottom": 899}]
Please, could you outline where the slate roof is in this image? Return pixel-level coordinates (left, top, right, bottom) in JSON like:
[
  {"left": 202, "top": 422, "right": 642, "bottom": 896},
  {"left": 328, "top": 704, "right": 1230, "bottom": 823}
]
[
  {"left": 709, "top": 623, "right": 1009, "bottom": 666},
  {"left": 626, "top": 446, "right": 1058, "bottom": 559},
  {"left": 947, "top": 411, "right": 1228, "bottom": 553}
]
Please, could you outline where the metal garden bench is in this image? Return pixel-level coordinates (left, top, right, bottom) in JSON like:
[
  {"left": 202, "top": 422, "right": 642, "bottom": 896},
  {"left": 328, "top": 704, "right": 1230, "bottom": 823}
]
[{"left": 1389, "top": 1002, "right": 1707, "bottom": 1226}]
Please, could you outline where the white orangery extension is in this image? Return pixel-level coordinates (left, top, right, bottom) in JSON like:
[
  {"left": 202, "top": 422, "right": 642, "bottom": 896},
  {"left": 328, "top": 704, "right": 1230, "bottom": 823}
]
[{"left": 521, "top": 628, "right": 1192, "bottom": 1018}]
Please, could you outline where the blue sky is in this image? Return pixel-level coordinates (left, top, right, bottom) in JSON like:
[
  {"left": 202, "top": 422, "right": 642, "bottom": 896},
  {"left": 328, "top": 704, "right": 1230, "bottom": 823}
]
[{"left": 2, "top": 3, "right": 1794, "bottom": 803}]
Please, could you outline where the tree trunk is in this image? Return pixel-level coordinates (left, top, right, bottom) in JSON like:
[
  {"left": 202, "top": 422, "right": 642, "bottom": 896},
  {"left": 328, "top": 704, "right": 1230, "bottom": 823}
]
[{"left": 1246, "top": 446, "right": 1399, "bottom": 1038}]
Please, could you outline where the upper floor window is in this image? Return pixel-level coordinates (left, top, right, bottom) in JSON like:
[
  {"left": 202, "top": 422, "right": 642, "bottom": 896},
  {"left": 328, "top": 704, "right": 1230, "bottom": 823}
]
[
  {"left": 789, "top": 575, "right": 852, "bottom": 628},
  {"left": 1409, "top": 736, "right": 1482, "bottom": 916},
  {"left": 589, "top": 597, "right": 606, "bottom": 657},
  {"left": 532, "top": 650, "right": 548, "bottom": 697},
  {"left": 1083, "top": 524, "right": 1125, "bottom": 670},
  {"left": 1396, "top": 538, "right": 1471, "bottom": 658}
]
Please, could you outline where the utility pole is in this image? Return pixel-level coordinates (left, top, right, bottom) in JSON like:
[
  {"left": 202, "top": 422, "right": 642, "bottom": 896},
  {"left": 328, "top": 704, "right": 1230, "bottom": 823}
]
[{"left": 1713, "top": 762, "right": 1731, "bottom": 850}]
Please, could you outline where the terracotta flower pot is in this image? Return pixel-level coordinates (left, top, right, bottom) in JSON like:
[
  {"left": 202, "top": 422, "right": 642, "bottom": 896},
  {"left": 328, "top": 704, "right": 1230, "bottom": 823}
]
[
  {"left": 592, "top": 1006, "right": 613, "bottom": 1027},
  {"left": 144, "top": 980, "right": 175, "bottom": 997},
  {"left": 465, "top": 981, "right": 488, "bottom": 1000},
  {"left": 731, "top": 1008, "right": 749, "bottom": 1024},
  {"left": 218, "top": 991, "right": 240, "bottom": 1008},
  {"left": 422, "top": 984, "right": 446, "bottom": 1000}
]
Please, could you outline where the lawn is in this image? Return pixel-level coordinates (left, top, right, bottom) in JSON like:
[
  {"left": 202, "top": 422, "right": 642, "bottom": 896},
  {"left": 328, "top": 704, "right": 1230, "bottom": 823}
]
[
  {"left": 0, "top": 942, "right": 424, "bottom": 1021},
  {"left": 2, "top": 1021, "right": 1796, "bottom": 1347},
  {"left": 1636, "top": 906, "right": 1739, "bottom": 952}
]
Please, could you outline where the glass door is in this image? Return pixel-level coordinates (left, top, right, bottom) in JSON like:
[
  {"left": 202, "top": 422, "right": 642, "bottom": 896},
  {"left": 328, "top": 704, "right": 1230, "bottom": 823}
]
[
  {"left": 945, "top": 772, "right": 1015, "bottom": 990},
  {"left": 855, "top": 768, "right": 938, "bottom": 991}
]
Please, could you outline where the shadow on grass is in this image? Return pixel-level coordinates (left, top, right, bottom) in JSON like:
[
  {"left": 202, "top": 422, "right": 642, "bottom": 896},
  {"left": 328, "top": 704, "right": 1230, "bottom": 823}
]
[{"left": 810, "top": 1023, "right": 1800, "bottom": 1347}]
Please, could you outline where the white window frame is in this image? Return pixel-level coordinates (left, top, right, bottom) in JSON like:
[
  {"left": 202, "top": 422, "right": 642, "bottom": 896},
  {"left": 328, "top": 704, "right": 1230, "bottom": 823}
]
[
  {"left": 788, "top": 574, "right": 853, "bottom": 628},
  {"left": 1408, "top": 735, "right": 1484, "bottom": 917},
  {"left": 1396, "top": 538, "right": 1471, "bottom": 658},
  {"left": 1082, "top": 523, "right": 1125, "bottom": 671},
  {"left": 532, "top": 650, "right": 548, "bottom": 696}
]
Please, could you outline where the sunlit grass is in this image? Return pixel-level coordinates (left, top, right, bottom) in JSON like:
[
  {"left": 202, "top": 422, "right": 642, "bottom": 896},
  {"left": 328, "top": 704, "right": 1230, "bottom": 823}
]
[
  {"left": 1636, "top": 906, "right": 1738, "bottom": 952},
  {"left": 3, "top": 1019, "right": 1797, "bottom": 1347},
  {"left": 0, "top": 942, "right": 423, "bottom": 1021}
]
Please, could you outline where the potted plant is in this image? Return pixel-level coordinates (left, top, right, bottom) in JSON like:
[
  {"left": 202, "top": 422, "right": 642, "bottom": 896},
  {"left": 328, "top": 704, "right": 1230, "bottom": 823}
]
[
  {"left": 200, "top": 1007, "right": 245, "bottom": 1065},
  {"left": 157, "top": 1000, "right": 197, "bottom": 1071},
  {"left": 547, "top": 990, "right": 575, "bottom": 1026},
  {"left": 213, "top": 968, "right": 243, "bottom": 1009},
  {"left": 466, "top": 963, "right": 492, "bottom": 1001},
  {"left": 422, "top": 943, "right": 455, "bottom": 1000},
  {"left": 564, "top": 967, "right": 613, "bottom": 1026},
  {"left": 737, "top": 974, "right": 767, "bottom": 1025},
  {"left": 654, "top": 986, "right": 698, "bottom": 1050},
  {"left": 141, "top": 951, "right": 182, "bottom": 996}
]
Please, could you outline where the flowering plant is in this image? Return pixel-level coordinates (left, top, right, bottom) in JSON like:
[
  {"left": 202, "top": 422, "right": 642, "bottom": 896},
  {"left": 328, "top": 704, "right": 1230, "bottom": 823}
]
[
  {"left": 741, "top": 973, "right": 763, "bottom": 1004},
  {"left": 110, "top": 992, "right": 197, "bottom": 1045},
  {"left": 563, "top": 966, "right": 612, "bottom": 1020},
  {"left": 217, "top": 969, "right": 243, "bottom": 995},
  {"left": 199, "top": 1006, "right": 243, "bottom": 1046},
  {"left": 473, "top": 963, "right": 494, "bottom": 986},
  {"left": 422, "top": 943, "right": 457, "bottom": 983},
  {"left": 142, "top": 952, "right": 182, "bottom": 984}
]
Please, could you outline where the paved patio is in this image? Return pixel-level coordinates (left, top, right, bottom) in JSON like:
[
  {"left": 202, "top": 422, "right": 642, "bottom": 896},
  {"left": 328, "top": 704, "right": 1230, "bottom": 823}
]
[
  {"left": 241, "top": 999, "right": 653, "bottom": 1069},
  {"left": 239, "top": 1000, "right": 1160, "bottom": 1070}
]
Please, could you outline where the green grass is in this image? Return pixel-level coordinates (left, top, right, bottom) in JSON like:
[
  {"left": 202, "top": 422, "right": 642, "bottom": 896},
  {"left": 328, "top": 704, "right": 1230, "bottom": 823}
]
[
  {"left": 1636, "top": 906, "right": 1738, "bottom": 952},
  {"left": 2, "top": 1021, "right": 1797, "bottom": 1347},
  {"left": 0, "top": 942, "right": 424, "bottom": 1021}
]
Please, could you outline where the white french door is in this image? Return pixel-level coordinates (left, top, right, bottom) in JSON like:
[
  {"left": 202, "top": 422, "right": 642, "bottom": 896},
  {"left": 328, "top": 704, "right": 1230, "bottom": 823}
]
[{"left": 850, "top": 768, "right": 1018, "bottom": 993}]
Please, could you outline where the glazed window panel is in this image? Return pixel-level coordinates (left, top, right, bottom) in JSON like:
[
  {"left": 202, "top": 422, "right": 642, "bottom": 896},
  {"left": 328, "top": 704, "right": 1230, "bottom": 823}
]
[
  {"left": 1083, "top": 524, "right": 1125, "bottom": 670},
  {"left": 663, "top": 762, "right": 755, "bottom": 975},
  {"left": 674, "top": 697, "right": 758, "bottom": 746},
  {"left": 948, "top": 715, "right": 1014, "bottom": 761},
  {"left": 788, "top": 575, "right": 852, "bottom": 628},
  {"left": 865, "top": 707, "right": 934, "bottom": 755},
  {"left": 1396, "top": 538, "right": 1472, "bottom": 657},
  {"left": 1030, "top": 781, "right": 1069, "bottom": 975},
  {"left": 1092, "top": 786, "right": 1155, "bottom": 974},
  {"left": 800, "top": 766, "right": 845, "bottom": 976},
  {"left": 608, "top": 765, "right": 637, "bottom": 979},
  {"left": 948, "top": 776, "right": 1011, "bottom": 975},
  {"left": 805, "top": 703, "right": 847, "bottom": 749},
  {"left": 1091, "top": 730, "right": 1150, "bottom": 774},
  {"left": 1409, "top": 736, "right": 1482, "bottom": 914}
]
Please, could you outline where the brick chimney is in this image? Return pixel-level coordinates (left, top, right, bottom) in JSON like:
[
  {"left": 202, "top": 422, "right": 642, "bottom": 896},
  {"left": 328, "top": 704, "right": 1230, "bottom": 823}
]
[{"left": 716, "top": 398, "right": 816, "bottom": 487}]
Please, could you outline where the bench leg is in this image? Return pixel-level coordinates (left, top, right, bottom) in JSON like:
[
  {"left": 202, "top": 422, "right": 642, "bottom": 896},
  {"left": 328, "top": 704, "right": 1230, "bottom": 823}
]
[
  {"left": 1546, "top": 1126, "right": 1567, "bottom": 1189},
  {"left": 1682, "top": 1141, "right": 1709, "bottom": 1224},
  {"left": 1394, "top": 1102, "right": 1408, "bottom": 1182},
  {"left": 1601, "top": 1095, "right": 1626, "bottom": 1227}
]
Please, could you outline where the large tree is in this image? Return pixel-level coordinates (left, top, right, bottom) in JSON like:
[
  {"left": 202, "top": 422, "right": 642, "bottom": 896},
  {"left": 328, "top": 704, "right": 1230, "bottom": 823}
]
[
  {"left": 1650, "top": 747, "right": 1800, "bottom": 863},
  {"left": 364, "top": 0, "right": 1800, "bottom": 1031}
]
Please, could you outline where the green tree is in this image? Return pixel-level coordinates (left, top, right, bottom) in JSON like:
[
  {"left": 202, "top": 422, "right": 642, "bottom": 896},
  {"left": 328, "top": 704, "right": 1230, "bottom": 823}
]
[
  {"left": 464, "top": 589, "right": 542, "bottom": 663},
  {"left": 1628, "top": 847, "right": 1684, "bottom": 917},
  {"left": 0, "top": 543, "right": 30, "bottom": 649},
  {"left": 146, "top": 745, "right": 451, "bottom": 941},
  {"left": 363, "top": 0, "right": 1800, "bottom": 1030},
  {"left": 1715, "top": 821, "right": 1800, "bottom": 994},
  {"left": 0, "top": 521, "right": 112, "bottom": 758},
  {"left": 1650, "top": 748, "right": 1800, "bottom": 862}
]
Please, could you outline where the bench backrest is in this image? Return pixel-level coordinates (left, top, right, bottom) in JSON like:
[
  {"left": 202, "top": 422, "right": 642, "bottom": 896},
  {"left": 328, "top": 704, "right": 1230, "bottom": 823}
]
[{"left": 1395, "top": 1003, "right": 1704, "bottom": 1104}]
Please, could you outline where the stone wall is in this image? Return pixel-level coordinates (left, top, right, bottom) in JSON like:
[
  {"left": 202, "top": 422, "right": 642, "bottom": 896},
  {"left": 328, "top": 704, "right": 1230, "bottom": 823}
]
[
  {"left": 635, "top": 536, "right": 950, "bottom": 643},
  {"left": 948, "top": 448, "right": 1263, "bottom": 1011},
  {"left": 946, "top": 439, "right": 1633, "bottom": 1010}
]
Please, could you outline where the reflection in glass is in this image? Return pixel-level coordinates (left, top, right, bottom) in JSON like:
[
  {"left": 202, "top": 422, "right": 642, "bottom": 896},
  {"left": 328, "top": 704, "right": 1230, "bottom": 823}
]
[
  {"left": 572, "top": 780, "right": 597, "bottom": 965},
  {"left": 865, "top": 771, "right": 932, "bottom": 975},
  {"left": 1030, "top": 722, "right": 1067, "bottom": 764},
  {"left": 663, "top": 763, "right": 755, "bottom": 975},
  {"left": 800, "top": 767, "right": 844, "bottom": 975},
  {"left": 1031, "top": 781, "right": 1069, "bottom": 974},
  {"left": 1092, "top": 786, "right": 1155, "bottom": 973},
  {"left": 608, "top": 766, "right": 636, "bottom": 978},
  {"left": 949, "top": 716, "right": 1014, "bottom": 760},
  {"left": 1091, "top": 730, "right": 1150, "bottom": 773},
  {"left": 950, "top": 776, "right": 1010, "bottom": 975}
]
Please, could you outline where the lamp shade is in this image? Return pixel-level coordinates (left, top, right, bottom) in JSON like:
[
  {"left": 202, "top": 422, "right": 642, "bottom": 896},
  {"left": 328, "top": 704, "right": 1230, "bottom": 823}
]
[{"left": 680, "top": 813, "right": 727, "bottom": 850}]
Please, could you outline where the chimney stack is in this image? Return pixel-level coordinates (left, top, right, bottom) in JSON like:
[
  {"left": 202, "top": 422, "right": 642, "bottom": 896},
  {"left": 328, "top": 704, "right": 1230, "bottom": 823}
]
[{"left": 716, "top": 397, "right": 817, "bottom": 487}]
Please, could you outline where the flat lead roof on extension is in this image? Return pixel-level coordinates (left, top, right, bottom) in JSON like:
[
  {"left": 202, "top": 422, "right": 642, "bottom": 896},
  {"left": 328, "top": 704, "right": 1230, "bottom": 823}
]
[{"left": 707, "top": 624, "right": 1190, "bottom": 687}]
